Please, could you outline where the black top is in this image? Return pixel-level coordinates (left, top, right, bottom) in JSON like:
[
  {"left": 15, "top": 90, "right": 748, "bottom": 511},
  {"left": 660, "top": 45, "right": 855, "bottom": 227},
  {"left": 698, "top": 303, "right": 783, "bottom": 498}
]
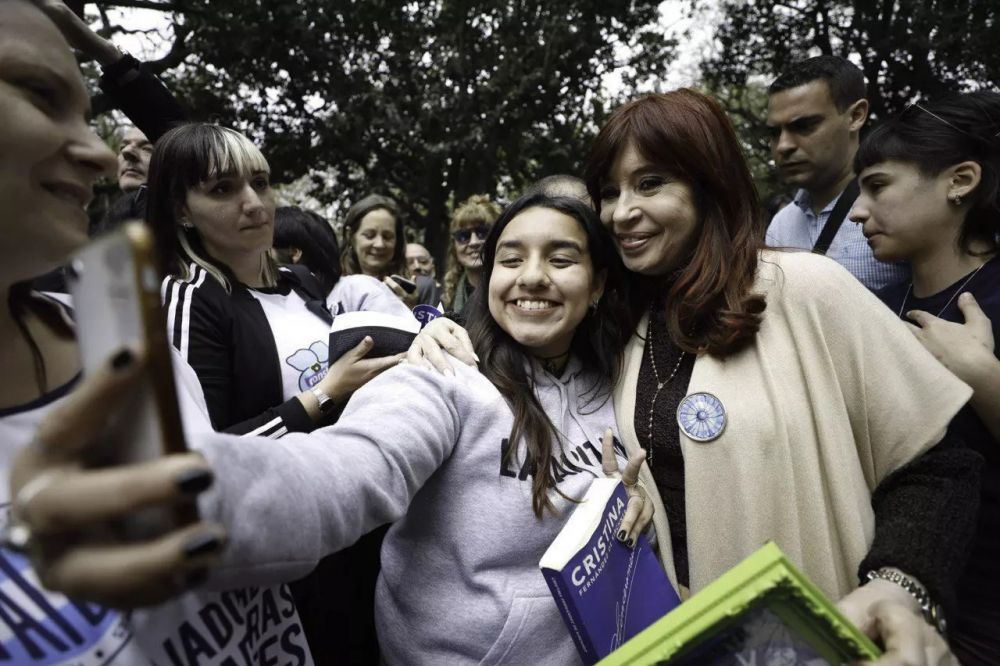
[
  {"left": 634, "top": 302, "right": 695, "bottom": 588},
  {"left": 163, "top": 264, "right": 332, "bottom": 437},
  {"left": 878, "top": 256, "right": 1000, "bottom": 642},
  {"left": 98, "top": 54, "right": 188, "bottom": 142}
]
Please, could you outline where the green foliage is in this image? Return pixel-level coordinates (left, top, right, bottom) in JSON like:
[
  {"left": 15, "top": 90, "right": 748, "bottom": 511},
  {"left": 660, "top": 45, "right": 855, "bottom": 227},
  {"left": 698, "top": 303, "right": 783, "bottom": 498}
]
[
  {"left": 146, "top": 0, "right": 672, "bottom": 256},
  {"left": 698, "top": 0, "right": 1000, "bottom": 203}
]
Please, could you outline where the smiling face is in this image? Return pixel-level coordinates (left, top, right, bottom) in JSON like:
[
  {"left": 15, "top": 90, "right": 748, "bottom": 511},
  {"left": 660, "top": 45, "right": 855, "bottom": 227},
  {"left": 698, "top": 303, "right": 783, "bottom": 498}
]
[
  {"left": 488, "top": 206, "right": 605, "bottom": 358},
  {"left": 352, "top": 208, "right": 397, "bottom": 277},
  {"left": 117, "top": 126, "right": 152, "bottom": 192},
  {"left": 183, "top": 170, "right": 275, "bottom": 264},
  {"left": 766, "top": 80, "right": 864, "bottom": 195},
  {"left": 598, "top": 142, "right": 700, "bottom": 277},
  {"left": 453, "top": 222, "right": 489, "bottom": 271},
  {"left": 0, "top": 3, "right": 116, "bottom": 283},
  {"left": 851, "top": 160, "right": 957, "bottom": 263}
]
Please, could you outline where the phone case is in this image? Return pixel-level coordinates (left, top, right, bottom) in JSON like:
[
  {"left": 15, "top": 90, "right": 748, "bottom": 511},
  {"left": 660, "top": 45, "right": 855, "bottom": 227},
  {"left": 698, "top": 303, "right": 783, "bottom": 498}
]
[{"left": 67, "top": 222, "right": 197, "bottom": 537}]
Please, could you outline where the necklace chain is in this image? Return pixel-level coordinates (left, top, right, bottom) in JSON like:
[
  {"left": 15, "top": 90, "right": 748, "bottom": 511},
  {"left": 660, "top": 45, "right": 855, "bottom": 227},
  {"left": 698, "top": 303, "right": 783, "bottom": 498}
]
[
  {"left": 897, "top": 262, "right": 987, "bottom": 319},
  {"left": 645, "top": 310, "right": 686, "bottom": 466}
]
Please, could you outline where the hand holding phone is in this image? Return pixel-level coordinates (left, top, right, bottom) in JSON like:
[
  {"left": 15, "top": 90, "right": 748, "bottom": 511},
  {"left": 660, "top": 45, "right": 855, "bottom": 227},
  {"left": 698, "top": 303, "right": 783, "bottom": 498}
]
[
  {"left": 66, "top": 222, "right": 197, "bottom": 538},
  {"left": 389, "top": 274, "right": 418, "bottom": 294}
]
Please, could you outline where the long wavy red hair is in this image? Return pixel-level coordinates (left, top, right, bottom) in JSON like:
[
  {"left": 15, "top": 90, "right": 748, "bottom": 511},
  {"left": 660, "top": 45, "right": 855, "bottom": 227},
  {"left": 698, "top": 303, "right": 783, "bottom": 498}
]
[{"left": 584, "top": 89, "right": 766, "bottom": 357}]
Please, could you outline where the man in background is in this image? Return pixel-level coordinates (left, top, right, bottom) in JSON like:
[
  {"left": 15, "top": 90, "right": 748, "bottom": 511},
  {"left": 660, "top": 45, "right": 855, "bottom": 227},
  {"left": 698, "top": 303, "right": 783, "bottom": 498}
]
[
  {"left": 405, "top": 242, "right": 436, "bottom": 280},
  {"left": 117, "top": 126, "right": 152, "bottom": 192},
  {"left": 765, "top": 55, "right": 908, "bottom": 291}
]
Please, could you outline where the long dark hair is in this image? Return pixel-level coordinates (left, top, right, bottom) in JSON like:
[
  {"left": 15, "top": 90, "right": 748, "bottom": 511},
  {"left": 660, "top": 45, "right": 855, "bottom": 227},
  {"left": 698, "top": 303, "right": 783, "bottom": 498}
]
[
  {"left": 340, "top": 194, "right": 405, "bottom": 278},
  {"left": 855, "top": 92, "right": 1000, "bottom": 256},
  {"left": 585, "top": 90, "right": 766, "bottom": 357},
  {"left": 465, "top": 193, "right": 630, "bottom": 517},
  {"left": 273, "top": 206, "right": 342, "bottom": 294}
]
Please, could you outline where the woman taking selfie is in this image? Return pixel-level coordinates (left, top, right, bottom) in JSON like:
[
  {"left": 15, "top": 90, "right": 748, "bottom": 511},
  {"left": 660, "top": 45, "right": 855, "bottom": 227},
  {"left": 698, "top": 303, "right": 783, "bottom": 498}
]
[
  {"left": 409, "top": 90, "right": 977, "bottom": 664},
  {"left": 851, "top": 91, "right": 1000, "bottom": 665},
  {"left": 10, "top": 192, "right": 655, "bottom": 664},
  {"left": 152, "top": 123, "right": 405, "bottom": 437}
]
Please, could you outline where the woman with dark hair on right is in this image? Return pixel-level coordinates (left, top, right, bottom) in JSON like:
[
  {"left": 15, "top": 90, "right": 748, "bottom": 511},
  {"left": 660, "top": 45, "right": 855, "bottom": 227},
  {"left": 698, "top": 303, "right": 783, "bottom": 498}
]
[{"left": 851, "top": 91, "right": 1000, "bottom": 665}]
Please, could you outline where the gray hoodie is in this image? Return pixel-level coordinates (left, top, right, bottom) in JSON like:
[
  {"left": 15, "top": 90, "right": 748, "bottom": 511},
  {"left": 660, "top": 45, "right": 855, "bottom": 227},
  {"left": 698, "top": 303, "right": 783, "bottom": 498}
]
[{"left": 199, "top": 355, "right": 623, "bottom": 664}]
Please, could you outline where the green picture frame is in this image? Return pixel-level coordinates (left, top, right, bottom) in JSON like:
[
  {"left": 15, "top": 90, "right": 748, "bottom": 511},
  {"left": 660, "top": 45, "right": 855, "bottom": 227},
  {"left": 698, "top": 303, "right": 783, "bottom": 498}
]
[{"left": 599, "top": 542, "right": 881, "bottom": 665}]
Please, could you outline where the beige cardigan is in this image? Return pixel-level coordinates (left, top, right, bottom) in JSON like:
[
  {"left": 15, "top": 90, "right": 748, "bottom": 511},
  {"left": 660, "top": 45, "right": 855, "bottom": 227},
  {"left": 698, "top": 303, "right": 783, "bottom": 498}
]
[{"left": 614, "top": 250, "right": 972, "bottom": 601}]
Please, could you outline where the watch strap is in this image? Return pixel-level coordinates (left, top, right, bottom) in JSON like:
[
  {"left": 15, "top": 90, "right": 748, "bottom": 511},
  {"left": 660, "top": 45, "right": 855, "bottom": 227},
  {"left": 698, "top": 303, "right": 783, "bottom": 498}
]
[
  {"left": 866, "top": 567, "right": 947, "bottom": 634},
  {"left": 310, "top": 386, "right": 336, "bottom": 414}
]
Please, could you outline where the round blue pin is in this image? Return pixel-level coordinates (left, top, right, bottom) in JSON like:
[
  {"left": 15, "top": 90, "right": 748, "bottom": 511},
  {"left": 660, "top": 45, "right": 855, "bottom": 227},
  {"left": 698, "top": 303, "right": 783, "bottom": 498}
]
[{"left": 676, "top": 392, "right": 727, "bottom": 442}]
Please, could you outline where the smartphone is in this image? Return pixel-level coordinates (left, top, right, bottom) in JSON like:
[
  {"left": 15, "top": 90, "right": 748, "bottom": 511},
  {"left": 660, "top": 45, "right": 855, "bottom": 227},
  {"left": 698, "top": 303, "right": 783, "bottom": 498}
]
[
  {"left": 67, "top": 222, "right": 197, "bottom": 538},
  {"left": 389, "top": 274, "right": 418, "bottom": 294}
]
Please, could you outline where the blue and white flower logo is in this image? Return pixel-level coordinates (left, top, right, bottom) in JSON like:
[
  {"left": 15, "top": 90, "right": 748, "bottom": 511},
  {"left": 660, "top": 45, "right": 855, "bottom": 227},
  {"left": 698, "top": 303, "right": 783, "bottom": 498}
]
[
  {"left": 676, "top": 392, "right": 726, "bottom": 442},
  {"left": 286, "top": 341, "right": 330, "bottom": 391}
]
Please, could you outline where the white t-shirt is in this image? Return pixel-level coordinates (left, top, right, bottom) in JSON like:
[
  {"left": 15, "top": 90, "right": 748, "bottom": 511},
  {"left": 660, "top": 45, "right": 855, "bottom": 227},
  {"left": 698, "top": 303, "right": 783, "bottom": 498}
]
[
  {"left": 246, "top": 289, "right": 331, "bottom": 402},
  {"left": 0, "top": 381, "right": 145, "bottom": 666},
  {"left": 0, "top": 336, "right": 313, "bottom": 665}
]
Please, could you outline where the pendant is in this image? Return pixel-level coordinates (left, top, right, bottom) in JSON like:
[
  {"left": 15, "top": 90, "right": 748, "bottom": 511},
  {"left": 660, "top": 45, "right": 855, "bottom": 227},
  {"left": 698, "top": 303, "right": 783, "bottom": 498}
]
[{"left": 676, "top": 392, "right": 727, "bottom": 442}]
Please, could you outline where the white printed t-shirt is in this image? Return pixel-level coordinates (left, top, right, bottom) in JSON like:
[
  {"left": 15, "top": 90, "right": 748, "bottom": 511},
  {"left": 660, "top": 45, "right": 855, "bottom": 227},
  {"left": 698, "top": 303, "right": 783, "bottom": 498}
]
[
  {"left": 246, "top": 288, "right": 331, "bottom": 402},
  {"left": 0, "top": 306, "right": 314, "bottom": 665}
]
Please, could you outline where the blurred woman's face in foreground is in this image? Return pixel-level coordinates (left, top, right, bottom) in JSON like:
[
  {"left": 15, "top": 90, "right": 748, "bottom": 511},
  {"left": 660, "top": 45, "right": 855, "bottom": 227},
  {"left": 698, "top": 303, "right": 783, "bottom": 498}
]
[
  {"left": 0, "top": 2, "right": 115, "bottom": 282},
  {"left": 597, "top": 141, "right": 699, "bottom": 277}
]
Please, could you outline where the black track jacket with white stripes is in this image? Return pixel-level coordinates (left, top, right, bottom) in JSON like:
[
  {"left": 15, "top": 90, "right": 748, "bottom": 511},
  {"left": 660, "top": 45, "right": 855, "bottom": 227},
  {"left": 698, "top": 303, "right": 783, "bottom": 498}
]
[{"left": 162, "top": 263, "right": 332, "bottom": 438}]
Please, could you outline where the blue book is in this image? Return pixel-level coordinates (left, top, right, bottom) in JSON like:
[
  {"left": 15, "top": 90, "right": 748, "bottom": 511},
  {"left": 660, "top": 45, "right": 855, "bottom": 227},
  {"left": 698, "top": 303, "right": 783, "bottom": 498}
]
[{"left": 540, "top": 477, "right": 681, "bottom": 665}]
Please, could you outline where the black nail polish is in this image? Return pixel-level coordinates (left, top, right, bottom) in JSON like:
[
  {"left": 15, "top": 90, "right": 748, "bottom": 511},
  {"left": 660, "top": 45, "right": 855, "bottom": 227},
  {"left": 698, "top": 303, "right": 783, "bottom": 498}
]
[
  {"left": 175, "top": 469, "right": 214, "bottom": 495},
  {"left": 617, "top": 530, "right": 627, "bottom": 542},
  {"left": 184, "top": 533, "right": 222, "bottom": 559},
  {"left": 626, "top": 538, "right": 635, "bottom": 548},
  {"left": 110, "top": 349, "right": 134, "bottom": 371},
  {"left": 185, "top": 568, "right": 208, "bottom": 588}
]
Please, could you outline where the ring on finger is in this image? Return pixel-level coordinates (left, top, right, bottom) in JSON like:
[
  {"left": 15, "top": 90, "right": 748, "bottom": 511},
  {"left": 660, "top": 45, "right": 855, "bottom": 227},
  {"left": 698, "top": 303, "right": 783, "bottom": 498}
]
[{"left": 0, "top": 521, "right": 33, "bottom": 554}]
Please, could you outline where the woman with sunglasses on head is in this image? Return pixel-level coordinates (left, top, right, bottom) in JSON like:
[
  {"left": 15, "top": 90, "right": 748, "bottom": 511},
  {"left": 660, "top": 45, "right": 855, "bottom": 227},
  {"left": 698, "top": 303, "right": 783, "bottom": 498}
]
[
  {"left": 11, "top": 192, "right": 660, "bottom": 664},
  {"left": 851, "top": 91, "right": 1000, "bottom": 666},
  {"left": 443, "top": 194, "right": 501, "bottom": 313},
  {"left": 340, "top": 193, "right": 440, "bottom": 308},
  {"left": 411, "top": 90, "right": 978, "bottom": 665}
]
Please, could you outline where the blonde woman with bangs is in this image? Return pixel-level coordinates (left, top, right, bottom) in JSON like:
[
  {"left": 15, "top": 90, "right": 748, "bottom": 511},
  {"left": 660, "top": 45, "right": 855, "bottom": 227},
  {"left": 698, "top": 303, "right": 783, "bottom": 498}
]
[
  {"left": 152, "top": 124, "right": 403, "bottom": 439},
  {"left": 443, "top": 193, "right": 501, "bottom": 311}
]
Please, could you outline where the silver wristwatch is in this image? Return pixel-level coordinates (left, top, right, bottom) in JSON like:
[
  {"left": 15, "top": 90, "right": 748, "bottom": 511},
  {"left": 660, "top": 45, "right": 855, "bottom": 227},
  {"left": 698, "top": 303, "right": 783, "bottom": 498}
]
[
  {"left": 311, "top": 386, "right": 336, "bottom": 415},
  {"left": 865, "top": 567, "right": 947, "bottom": 634}
]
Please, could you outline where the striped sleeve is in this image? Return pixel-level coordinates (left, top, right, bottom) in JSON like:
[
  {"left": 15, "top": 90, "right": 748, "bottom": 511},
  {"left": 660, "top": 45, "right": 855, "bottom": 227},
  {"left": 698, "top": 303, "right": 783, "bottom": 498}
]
[{"left": 162, "top": 267, "right": 314, "bottom": 438}]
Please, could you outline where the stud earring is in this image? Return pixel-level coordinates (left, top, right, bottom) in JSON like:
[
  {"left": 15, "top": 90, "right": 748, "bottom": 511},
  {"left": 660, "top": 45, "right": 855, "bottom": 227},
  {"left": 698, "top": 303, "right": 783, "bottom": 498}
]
[
  {"left": 180, "top": 218, "right": 194, "bottom": 229},
  {"left": 950, "top": 194, "right": 964, "bottom": 206}
]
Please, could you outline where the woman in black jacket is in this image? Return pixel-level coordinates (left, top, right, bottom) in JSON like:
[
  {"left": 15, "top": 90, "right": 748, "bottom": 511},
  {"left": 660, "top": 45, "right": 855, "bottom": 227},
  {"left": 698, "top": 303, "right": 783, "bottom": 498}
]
[{"left": 149, "top": 123, "right": 407, "bottom": 437}]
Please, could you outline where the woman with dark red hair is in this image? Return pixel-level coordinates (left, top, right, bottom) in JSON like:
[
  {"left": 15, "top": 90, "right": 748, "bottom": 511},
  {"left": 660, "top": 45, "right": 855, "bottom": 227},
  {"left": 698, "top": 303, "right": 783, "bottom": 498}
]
[{"left": 584, "top": 89, "right": 975, "bottom": 662}]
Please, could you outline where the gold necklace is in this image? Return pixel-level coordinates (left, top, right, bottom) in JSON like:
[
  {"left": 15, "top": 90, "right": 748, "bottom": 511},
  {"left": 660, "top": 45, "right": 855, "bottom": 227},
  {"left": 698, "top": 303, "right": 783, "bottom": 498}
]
[
  {"left": 644, "top": 311, "right": 685, "bottom": 466},
  {"left": 897, "top": 261, "right": 987, "bottom": 319}
]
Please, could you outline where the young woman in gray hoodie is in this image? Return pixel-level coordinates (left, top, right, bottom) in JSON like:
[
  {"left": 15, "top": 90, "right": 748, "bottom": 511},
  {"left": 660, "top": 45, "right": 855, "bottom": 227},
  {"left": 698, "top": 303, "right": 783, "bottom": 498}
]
[{"left": 11, "top": 193, "right": 654, "bottom": 664}]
